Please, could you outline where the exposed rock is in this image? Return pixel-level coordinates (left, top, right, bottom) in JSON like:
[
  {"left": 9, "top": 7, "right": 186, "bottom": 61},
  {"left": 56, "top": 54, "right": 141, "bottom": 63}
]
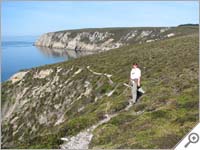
[
  {"left": 140, "top": 30, "right": 152, "bottom": 38},
  {"left": 160, "top": 27, "right": 170, "bottom": 33},
  {"left": 38, "top": 114, "right": 48, "bottom": 124},
  {"left": 9, "top": 71, "right": 28, "bottom": 84},
  {"left": 146, "top": 39, "right": 155, "bottom": 43},
  {"left": 83, "top": 81, "right": 92, "bottom": 97},
  {"left": 35, "top": 31, "right": 119, "bottom": 51},
  {"left": 60, "top": 129, "right": 93, "bottom": 149},
  {"left": 72, "top": 68, "right": 83, "bottom": 77},
  {"left": 34, "top": 69, "right": 53, "bottom": 78},
  {"left": 34, "top": 27, "right": 180, "bottom": 51},
  {"left": 54, "top": 114, "right": 65, "bottom": 126},
  {"left": 106, "top": 89, "right": 115, "bottom": 97},
  {"left": 78, "top": 106, "right": 85, "bottom": 112},
  {"left": 166, "top": 33, "right": 175, "bottom": 37}
]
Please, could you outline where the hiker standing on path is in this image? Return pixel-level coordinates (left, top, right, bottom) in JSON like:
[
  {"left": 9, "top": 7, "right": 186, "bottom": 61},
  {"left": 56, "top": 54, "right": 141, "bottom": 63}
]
[{"left": 130, "top": 63, "right": 141, "bottom": 104}]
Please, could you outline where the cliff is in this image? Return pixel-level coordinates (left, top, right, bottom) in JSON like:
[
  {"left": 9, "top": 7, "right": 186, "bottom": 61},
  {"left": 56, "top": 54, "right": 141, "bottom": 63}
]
[
  {"left": 34, "top": 26, "right": 197, "bottom": 51},
  {"left": 2, "top": 26, "right": 199, "bottom": 149}
]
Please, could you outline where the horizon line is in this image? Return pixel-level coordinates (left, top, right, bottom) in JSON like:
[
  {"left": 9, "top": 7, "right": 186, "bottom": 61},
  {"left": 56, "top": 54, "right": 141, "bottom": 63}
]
[{"left": 2, "top": 23, "right": 199, "bottom": 37}]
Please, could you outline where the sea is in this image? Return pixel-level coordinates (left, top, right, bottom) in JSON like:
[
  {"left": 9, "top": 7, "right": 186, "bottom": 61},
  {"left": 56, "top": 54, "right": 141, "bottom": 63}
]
[{"left": 1, "top": 36, "right": 96, "bottom": 82}]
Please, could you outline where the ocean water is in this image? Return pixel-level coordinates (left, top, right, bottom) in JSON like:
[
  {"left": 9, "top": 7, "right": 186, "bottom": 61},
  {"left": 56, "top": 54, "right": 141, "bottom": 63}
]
[{"left": 1, "top": 36, "right": 96, "bottom": 82}]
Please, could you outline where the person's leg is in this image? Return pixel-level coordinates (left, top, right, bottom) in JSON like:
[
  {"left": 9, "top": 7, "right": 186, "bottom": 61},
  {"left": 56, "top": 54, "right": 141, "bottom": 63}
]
[{"left": 131, "top": 82, "right": 137, "bottom": 103}]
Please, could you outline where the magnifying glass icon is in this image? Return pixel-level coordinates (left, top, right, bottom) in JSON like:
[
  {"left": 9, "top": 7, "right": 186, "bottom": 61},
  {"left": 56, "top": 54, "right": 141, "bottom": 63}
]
[{"left": 184, "top": 132, "right": 199, "bottom": 148}]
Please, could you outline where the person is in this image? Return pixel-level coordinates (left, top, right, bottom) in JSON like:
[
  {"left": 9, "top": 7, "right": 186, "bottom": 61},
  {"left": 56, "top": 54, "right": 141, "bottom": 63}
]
[{"left": 130, "top": 63, "right": 143, "bottom": 104}]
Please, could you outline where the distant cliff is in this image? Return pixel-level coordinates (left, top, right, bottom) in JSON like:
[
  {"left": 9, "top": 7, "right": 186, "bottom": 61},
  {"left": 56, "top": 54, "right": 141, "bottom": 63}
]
[{"left": 34, "top": 26, "right": 197, "bottom": 51}]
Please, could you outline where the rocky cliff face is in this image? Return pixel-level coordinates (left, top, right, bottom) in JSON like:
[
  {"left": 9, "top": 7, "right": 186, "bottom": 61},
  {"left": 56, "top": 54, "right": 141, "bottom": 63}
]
[
  {"left": 2, "top": 26, "right": 199, "bottom": 149},
  {"left": 34, "top": 26, "right": 193, "bottom": 51}
]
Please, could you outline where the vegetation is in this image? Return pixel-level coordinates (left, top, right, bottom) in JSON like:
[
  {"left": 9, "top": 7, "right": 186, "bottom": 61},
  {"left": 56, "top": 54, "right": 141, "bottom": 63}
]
[{"left": 1, "top": 26, "right": 199, "bottom": 149}]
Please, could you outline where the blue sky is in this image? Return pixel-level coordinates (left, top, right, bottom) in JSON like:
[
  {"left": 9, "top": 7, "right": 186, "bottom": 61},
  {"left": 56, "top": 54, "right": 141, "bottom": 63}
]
[{"left": 2, "top": 1, "right": 199, "bottom": 37}]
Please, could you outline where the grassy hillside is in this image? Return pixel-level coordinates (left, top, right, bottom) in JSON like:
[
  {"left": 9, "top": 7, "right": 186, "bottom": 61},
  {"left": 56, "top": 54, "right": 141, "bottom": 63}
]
[
  {"left": 51, "top": 26, "right": 198, "bottom": 45},
  {"left": 1, "top": 27, "right": 199, "bottom": 149},
  {"left": 35, "top": 25, "right": 198, "bottom": 51}
]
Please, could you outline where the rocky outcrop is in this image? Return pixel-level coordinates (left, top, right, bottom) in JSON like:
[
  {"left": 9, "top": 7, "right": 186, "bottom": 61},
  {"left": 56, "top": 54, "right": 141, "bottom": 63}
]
[
  {"left": 34, "top": 27, "right": 183, "bottom": 51},
  {"left": 9, "top": 71, "right": 29, "bottom": 84},
  {"left": 1, "top": 65, "right": 123, "bottom": 148},
  {"left": 35, "top": 31, "right": 122, "bottom": 51}
]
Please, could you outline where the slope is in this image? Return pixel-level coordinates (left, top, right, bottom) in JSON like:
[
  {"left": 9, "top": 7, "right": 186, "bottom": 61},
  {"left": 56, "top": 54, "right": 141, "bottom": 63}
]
[{"left": 1, "top": 30, "right": 199, "bottom": 148}]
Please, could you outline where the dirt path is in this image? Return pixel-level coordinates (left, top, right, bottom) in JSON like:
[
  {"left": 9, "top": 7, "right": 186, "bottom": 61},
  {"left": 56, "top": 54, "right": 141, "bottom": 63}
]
[
  {"left": 60, "top": 67, "right": 135, "bottom": 149},
  {"left": 60, "top": 98, "right": 134, "bottom": 149}
]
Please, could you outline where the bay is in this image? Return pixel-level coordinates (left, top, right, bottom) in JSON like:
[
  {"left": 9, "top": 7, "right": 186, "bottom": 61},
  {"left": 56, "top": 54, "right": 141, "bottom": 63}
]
[{"left": 1, "top": 36, "right": 96, "bottom": 82}]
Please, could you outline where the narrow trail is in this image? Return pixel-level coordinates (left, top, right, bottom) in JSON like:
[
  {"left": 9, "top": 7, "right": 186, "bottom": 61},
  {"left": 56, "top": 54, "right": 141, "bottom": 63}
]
[
  {"left": 60, "top": 66, "right": 137, "bottom": 149},
  {"left": 86, "top": 66, "right": 114, "bottom": 84},
  {"left": 60, "top": 99, "right": 133, "bottom": 149}
]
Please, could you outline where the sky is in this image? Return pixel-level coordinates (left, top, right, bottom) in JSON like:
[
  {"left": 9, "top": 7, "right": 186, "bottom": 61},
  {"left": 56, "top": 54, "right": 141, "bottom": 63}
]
[{"left": 2, "top": 1, "right": 199, "bottom": 37}]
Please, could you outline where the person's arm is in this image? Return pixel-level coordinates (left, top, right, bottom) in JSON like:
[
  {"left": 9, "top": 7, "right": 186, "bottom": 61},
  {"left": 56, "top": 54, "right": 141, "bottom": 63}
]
[
  {"left": 137, "top": 69, "right": 141, "bottom": 87},
  {"left": 138, "top": 77, "right": 141, "bottom": 87},
  {"left": 129, "top": 70, "right": 132, "bottom": 84}
]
